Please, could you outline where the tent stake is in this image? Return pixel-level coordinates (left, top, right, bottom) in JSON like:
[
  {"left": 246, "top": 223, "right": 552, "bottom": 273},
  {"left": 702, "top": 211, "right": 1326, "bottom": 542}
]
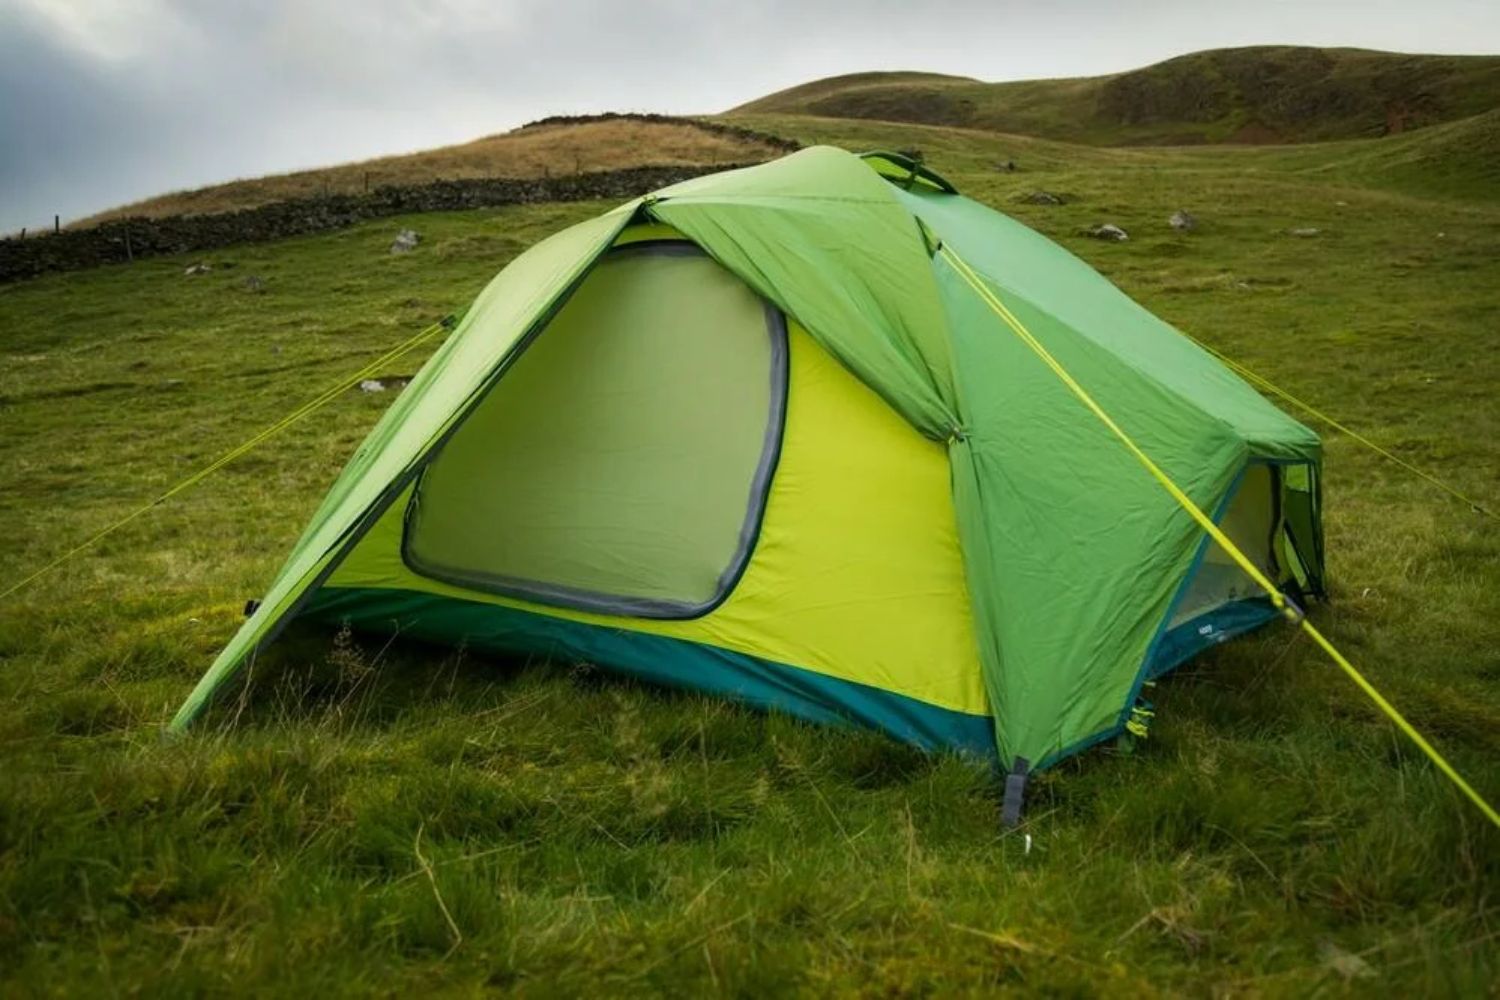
[{"left": 1002, "top": 756, "right": 1030, "bottom": 828}]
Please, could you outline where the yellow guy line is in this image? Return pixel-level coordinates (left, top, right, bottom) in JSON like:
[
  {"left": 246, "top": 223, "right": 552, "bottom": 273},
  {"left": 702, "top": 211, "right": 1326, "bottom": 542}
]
[
  {"left": 938, "top": 244, "right": 1499, "bottom": 830},
  {"left": 0, "top": 319, "right": 449, "bottom": 603},
  {"left": 1189, "top": 337, "right": 1494, "bottom": 520}
]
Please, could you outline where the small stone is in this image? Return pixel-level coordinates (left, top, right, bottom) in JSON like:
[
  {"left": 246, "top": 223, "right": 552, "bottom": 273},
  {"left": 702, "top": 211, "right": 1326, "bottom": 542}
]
[
  {"left": 1169, "top": 210, "right": 1197, "bottom": 232},
  {"left": 183, "top": 262, "right": 212, "bottom": 275},
  {"left": 1019, "top": 190, "right": 1065, "bottom": 205},
  {"left": 359, "top": 379, "right": 387, "bottom": 393},
  {"left": 242, "top": 274, "right": 265, "bottom": 293},
  {"left": 1288, "top": 227, "right": 1321, "bottom": 237},
  {"left": 1318, "top": 941, "right": 1375, "bottom": 981},
  {"left": 1083, "top": 223, "right": 1129, "bottom": 242},
  {"left": 390, "top": 229, "right": 421, "bottom": 254}
]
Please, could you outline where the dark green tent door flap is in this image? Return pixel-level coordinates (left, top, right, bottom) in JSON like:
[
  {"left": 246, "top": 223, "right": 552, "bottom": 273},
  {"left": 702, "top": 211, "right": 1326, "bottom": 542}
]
[{"left": 402, "top": 243, "right": 789, "bottom": 619}]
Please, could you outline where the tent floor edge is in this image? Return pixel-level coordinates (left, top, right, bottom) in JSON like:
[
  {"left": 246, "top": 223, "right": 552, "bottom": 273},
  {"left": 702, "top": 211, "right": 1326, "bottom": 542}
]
[{"left": 302, "top": 585, "right": 998, "bottom": 759}]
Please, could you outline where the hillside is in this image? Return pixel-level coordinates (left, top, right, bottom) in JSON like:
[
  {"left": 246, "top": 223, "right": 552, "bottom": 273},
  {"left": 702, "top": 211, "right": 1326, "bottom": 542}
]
[
  {"left": 1273, "top": 105, "right": 1500, "bottom": 202},
  {"left": 2, "top": 111, "right": 1498, "bottom": 992},
  {"left": 723, "top": 106, "right": 1500, "bottom": 206},
  {"left": 64, "top": 46, "right": 1500, "bottom": 233},
  {"left": 735, "top": 46, "right": 1500, "bottom": 145},
  {"left": 75, "top": 116, "right": 789, "bottom": 226}
]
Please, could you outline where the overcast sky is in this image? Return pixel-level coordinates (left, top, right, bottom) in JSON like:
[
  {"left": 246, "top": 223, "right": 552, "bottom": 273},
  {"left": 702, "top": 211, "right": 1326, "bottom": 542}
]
[{"left": 2, "top": 0, "right": 1497, "bottom": 232}]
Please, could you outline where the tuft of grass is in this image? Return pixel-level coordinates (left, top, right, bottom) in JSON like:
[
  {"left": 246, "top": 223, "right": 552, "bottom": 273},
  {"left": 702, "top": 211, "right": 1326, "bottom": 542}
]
[{"left": 1, "top": 116, "right": 1498, "bottom": 993}]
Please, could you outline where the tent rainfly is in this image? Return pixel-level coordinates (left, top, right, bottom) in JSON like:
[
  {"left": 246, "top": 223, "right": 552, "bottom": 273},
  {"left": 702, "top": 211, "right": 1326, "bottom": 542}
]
[{"left": 171, "top": 147, "right": 1325, "bottom": 778}]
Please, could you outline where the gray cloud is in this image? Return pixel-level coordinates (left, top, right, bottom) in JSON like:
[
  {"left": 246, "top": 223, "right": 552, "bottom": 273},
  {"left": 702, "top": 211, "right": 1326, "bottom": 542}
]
[{"left": 2, "top": 0, "right": 1497, "bottom": 232}]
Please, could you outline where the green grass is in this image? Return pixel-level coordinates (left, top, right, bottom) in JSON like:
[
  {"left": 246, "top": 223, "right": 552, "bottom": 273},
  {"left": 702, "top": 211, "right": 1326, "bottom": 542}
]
[
  {"left": 2, "top": 119, "right": 1499, "bottom": 994},
  {"left": 734, "top": 46, "right": 1500, "bottom": 146}
]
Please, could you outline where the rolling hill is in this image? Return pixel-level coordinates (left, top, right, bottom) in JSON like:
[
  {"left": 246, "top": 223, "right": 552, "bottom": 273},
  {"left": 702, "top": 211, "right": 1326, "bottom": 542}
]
[
  {"left": 75, "top": 116, "right": 789, "bottom": 226},
  {"left": 66, "top": 46, "right": 1500, "bottom": 232},
  {"left": 1271, "top": 104, "right": 1500, "bottom": 202},
  {"left": 734, "top": 46, "right": 1500, "bottom": 145}
]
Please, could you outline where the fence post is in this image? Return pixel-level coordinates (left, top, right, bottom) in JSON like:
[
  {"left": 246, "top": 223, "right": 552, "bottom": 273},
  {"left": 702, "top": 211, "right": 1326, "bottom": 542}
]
[
  {"left": 124, "top": 226, "right": 133, "bottom": 263},
  {"left": 54, "top": 215, "right": 60, "bottom": 234}
]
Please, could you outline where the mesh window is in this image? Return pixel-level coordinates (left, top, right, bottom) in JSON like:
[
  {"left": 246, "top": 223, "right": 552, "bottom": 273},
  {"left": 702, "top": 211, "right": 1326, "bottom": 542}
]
[
  {"left": 1169, "top": 464, "right": 1279, "bottom": 628},
  {"left": 1280, "top": 462, "right": 1323, "bottom": 595},
  {"left": 403, "top": 244, "right": 787, "bottom": 618}
]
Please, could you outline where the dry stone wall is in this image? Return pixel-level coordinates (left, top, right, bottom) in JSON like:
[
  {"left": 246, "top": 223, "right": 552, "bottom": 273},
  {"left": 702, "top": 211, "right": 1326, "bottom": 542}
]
[
  {"left": 1, "top": 114, "right": 805, "bottom": 284},
  {"left": 0, "top": 163, "right": 769, "bottom": 283}
]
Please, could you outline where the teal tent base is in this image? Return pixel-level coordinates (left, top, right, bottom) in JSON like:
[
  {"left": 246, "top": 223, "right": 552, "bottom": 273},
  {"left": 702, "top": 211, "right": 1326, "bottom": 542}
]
[
  {"left": 1147, "top": 597, "right": 1281, "bottom": 681},
  {"left": 305, "top": 587, "right": 998, "bottom": 759},
  {"left": 1034, "top": 598, "right": 1282, "bottom": 771}
]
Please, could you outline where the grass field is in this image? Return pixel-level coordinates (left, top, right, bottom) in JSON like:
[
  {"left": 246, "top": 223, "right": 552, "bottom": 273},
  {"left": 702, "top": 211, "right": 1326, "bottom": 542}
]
[{"left": 2, "top": 114, "right": 1499, "bottom": 994}]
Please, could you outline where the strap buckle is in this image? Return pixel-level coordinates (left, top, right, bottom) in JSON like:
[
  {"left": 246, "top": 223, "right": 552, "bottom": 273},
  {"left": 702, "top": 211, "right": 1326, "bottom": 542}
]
[{"left": 1125, "top": 700, "right": 1155, "bottom": 740}]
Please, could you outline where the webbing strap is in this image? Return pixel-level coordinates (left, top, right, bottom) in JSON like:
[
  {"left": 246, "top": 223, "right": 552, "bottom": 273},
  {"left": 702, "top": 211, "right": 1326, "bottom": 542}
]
[
  {"left": 1188, "top": 336, "right": 1495, "bottom": 521},
  {"left": 939, "top": 244, "right": 1500, "bottom": 829},
  {"left": 1001, "top": 756, "right": 1030, "bottom": 828},
  {"left": 0, "top": 318, "right": 451, "bottom": 603}
]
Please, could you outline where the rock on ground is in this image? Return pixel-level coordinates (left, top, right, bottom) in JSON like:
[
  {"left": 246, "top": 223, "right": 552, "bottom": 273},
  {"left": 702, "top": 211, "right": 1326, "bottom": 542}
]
[
  {"left": 1169, "top": 210, "right": 1197, "bottom": 231},
  {"left": 358, "top": 376, "right": 414, "bottom": 394},
  {"left": 390, "top": 229, "right": 421, "bottom": 254},
  {"left": 1083, "top": 223, "right": 1129, "bottom": 241}
]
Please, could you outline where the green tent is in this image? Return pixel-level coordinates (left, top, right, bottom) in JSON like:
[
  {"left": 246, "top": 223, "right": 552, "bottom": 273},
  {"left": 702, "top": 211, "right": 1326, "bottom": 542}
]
[{"left": 172, "top": 147, "right": 1325, "bottom": 774}]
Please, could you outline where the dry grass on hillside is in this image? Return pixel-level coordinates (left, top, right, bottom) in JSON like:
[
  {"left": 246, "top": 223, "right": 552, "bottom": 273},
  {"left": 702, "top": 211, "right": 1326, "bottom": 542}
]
[{"left": 78, "top": 119, "right": 783, "bottom": 225}]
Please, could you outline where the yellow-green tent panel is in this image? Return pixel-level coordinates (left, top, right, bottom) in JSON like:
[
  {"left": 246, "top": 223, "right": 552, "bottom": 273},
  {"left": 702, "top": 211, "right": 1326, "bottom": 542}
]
[{"left": 323, "top": 307, "right": 990, "bottom": 743}]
